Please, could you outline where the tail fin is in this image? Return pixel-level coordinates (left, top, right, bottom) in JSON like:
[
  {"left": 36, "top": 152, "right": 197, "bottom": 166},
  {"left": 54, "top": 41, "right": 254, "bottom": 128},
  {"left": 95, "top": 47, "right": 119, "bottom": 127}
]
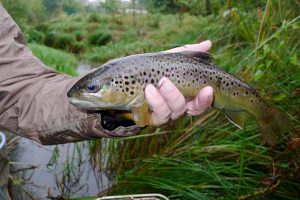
[{"left": 257, "top": 107, "right": 293, "bottom": 146}]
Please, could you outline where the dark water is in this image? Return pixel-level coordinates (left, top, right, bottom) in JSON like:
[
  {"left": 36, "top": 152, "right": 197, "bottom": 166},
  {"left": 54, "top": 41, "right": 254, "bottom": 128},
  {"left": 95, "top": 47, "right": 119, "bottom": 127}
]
[
  {"left": 10, "top": 139, "right": 111, "bottom": 199},
  {"left": 6, "top": 63, "right": 113, "bottom": 199}
]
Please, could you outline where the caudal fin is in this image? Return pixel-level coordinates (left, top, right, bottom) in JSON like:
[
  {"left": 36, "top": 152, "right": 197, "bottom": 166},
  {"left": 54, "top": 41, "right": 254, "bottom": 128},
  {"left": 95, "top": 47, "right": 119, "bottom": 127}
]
[{"left": 257, "top": 107, "right": 293, "bottom": 146}]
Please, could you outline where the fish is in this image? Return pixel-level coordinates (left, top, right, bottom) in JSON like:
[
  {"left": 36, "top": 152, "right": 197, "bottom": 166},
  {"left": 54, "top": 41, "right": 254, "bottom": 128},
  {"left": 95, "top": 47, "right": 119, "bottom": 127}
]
[{"left": 67, "top": 51, "right": 292, "bottom": 145}]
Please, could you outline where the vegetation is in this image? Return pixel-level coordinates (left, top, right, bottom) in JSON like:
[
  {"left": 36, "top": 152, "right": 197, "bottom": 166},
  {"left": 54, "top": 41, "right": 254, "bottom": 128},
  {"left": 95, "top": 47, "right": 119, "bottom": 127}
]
[
  {"left": 28, "top": 43, "right": 78, "bottom": 76},
  {"left": 1, "top": 0, "right": 299, "bottom": 199}
]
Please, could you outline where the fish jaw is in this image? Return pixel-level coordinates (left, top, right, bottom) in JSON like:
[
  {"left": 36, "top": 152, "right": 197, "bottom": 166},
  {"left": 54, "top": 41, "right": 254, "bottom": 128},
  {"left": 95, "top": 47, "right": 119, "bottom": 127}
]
[{"left": 68, "top": 97, "right": 103, "bottom": 110}]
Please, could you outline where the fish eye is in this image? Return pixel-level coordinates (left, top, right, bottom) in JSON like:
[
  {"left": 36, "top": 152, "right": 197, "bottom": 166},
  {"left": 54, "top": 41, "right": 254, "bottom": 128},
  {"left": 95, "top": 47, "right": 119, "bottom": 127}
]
[{"left": 87, "top": 83, "right": 98, "bottom": 92}]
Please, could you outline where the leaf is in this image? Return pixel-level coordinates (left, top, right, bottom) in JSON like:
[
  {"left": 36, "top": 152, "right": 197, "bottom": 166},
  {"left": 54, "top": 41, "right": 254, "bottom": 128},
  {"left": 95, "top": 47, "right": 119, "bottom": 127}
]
[{"left": 253, "top": 69, "right": 264, "bottom": 81}]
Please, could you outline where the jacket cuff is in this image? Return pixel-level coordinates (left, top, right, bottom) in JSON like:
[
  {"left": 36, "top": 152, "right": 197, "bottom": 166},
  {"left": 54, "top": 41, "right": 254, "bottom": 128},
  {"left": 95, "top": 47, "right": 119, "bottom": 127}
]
[{"left": 36, "top": 112, "right": 142, "bottom": 145}]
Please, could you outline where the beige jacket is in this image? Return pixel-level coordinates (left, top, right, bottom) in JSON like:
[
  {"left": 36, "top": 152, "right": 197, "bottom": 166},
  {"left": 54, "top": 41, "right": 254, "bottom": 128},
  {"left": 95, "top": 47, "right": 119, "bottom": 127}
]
[{"left": 0, "top": 5, "right": 141, "bottom": 145}]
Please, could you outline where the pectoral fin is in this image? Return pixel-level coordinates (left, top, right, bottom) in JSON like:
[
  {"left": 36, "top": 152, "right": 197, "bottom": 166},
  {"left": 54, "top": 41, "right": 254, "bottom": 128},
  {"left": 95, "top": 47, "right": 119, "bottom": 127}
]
[
  {"left": 131, "top": 97, "right": 150, "bottom": 127},
  {"left": 223, "top": 110, "right": 250, "bottom": 129}
]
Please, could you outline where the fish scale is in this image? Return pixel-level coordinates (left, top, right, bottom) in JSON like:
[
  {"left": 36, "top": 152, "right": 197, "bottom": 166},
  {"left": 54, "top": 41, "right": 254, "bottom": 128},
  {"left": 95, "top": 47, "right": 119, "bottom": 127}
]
[{"left": 67, "top": 51, "right": 292, "bottom": 146}]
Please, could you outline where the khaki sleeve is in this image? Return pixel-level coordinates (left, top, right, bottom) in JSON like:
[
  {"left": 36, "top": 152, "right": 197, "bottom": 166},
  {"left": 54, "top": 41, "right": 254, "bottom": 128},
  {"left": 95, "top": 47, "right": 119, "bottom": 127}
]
[{"left": 0, "top": 5, "right": 141, "bottom": 145}]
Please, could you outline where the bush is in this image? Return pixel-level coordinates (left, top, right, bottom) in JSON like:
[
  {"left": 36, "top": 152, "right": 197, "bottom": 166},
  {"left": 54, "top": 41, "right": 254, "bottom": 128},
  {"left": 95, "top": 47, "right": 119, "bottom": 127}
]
[
  {"left": 44, "top": 31, "right": 57, "bottom": 47},
  {"left": 87, "top": 23, "right": 100, "bottom": 32},
  {"left": 44, "top": 31, "right": 76, "bottom": 51},
  {"left": 55, "top": 33, "right": 76, "bottom": 50},
  {"left": 35, "top": 22, "right": 50, "bottom": 32},
  {"left": 74, "top": 31, "right": 85, "bottom": 41},
  {"left": 88, "top": 30, "right": 112, "bottom": 46},
  {"left": 26, "top": 28, "right": 45, "bottom": 43},
  {"left": 71, "top": 42, "right": 85, "bottom": 54},
  {"left": 88, "top": 13, "right": 101, "bottom": 23}
]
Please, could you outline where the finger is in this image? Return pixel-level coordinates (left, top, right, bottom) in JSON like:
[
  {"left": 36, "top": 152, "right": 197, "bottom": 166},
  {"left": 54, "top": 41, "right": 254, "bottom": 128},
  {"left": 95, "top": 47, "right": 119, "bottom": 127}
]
[
  {"left": 158, "top": 77, "right": 187, "bottom": 120},
  {"left": 145, "top": 84, "right": 171, "bottom": 126},
  {"left": 187, "top": 86, "right": 213, "bottom": 116},
  {"left": 165, "top": 40, "right": 212, "bottom": 53}
]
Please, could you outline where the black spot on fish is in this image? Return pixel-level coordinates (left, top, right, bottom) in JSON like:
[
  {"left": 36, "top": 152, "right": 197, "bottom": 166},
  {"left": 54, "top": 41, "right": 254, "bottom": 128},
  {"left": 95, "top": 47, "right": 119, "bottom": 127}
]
[
  {"left": 130, "top": 91, "right": 134, "bottom": 95},
  {"left": 245, "top": 91, "right": 248, "bottom": 95},
  {"left": 143, "top": 72, "right": 146, "bottom": 76},
  {"left": 125, "top": 81, "right": 129, "bottom": 85},
  {"left": 124, "top": 76, "right": 128, "bottom": 79},
  {"left": 132, "top": 80, "right": 136, "bottom": 84},
  {"left": 115, "top": 81, "right": 119, "bottom": 84},
  {"left": 126, "top": 88, "right": 129, "bottom": 92}
]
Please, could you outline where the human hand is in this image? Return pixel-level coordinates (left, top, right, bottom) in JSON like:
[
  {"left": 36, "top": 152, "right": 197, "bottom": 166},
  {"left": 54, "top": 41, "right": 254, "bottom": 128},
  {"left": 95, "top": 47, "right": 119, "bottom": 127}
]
[{"left": 145, "top": 40, "right": 214, "bottom": 126}]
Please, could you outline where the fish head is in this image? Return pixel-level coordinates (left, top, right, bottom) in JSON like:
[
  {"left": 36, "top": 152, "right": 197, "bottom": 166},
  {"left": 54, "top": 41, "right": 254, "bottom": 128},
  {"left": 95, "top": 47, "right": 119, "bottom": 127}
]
[{"left": 67, "top": 70, "right": 141, "bottom": 110}]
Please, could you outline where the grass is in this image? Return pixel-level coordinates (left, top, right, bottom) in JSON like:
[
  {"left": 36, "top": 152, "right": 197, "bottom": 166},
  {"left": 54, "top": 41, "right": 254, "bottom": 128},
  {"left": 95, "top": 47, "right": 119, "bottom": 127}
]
[
  {"left": 15, "top": 1, "right": 300, "bottom": 199},
  {"left": 28, "top": 43, "right": 78, "bottom": 76},
  {"left": 88, "top": 2, "right": 299, "bottom": 200}
]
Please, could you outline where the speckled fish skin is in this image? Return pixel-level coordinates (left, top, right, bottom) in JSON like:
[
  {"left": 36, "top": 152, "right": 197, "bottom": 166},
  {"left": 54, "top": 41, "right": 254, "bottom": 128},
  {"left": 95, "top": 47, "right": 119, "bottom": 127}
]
[{"left": 67, "top": 51, "right": 291, "bottom": 145}]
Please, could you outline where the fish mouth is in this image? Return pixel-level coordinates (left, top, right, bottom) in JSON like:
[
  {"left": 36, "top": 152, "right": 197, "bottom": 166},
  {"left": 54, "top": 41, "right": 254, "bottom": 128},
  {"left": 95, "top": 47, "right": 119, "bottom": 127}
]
[{"left": 68, "top": 98, "right": 101, "bottom": 110}]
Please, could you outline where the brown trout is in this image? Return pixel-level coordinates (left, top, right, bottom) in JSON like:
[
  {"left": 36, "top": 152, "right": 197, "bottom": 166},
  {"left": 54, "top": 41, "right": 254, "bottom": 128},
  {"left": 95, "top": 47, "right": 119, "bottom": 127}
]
[{"left": 67, "top": 51, "right": 291, "bottom": 145}]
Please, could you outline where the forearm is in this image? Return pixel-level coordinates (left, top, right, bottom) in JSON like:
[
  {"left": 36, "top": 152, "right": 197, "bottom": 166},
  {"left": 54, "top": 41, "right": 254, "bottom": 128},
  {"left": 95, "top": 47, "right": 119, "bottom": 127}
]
[{"left": 0, "top": 5, "right": 140, "bottom": 144}]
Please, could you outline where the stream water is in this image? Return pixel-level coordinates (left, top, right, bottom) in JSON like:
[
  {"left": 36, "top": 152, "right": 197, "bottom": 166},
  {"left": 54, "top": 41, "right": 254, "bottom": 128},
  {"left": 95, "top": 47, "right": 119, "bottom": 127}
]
[{"left": 7, "top": 63, "right": 112, "bottom": 199}]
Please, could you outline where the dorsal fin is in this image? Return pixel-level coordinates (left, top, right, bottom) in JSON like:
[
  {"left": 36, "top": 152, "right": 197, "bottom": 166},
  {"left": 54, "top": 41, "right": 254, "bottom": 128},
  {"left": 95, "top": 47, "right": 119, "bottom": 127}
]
[{"left": 179, "top": 51, "right": 212, "bottom": 62}]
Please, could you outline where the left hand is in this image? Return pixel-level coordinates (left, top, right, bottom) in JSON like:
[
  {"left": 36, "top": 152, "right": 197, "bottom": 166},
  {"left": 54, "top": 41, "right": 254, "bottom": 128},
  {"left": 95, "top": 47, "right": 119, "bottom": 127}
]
[{"left": 145, "top": 40, "right": 214, "bottom": 126}]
